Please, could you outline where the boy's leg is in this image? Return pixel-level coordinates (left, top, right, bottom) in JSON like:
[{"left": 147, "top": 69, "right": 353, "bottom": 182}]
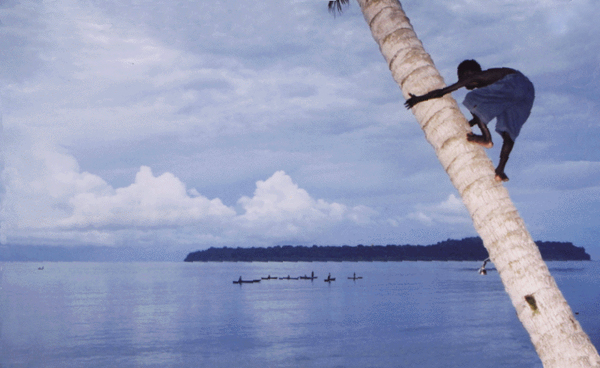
[
  {"left": 468, "top": 116, "right": 478, "bottom": 127},
  {"left": 467, "top": 114, "right": 493, "bottom": 148},
  {"left": 495, "top": 131, "right": 514, "bottom": 182}
]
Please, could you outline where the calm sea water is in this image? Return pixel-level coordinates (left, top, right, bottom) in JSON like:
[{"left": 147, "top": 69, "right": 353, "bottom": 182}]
[{"left": 1, "top": 261, "right": 598, "bottom": 368}]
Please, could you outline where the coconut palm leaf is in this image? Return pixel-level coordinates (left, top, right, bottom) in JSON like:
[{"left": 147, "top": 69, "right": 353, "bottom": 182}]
[{"left": 328, "top": 0, "right": 349, "bottom": 17}]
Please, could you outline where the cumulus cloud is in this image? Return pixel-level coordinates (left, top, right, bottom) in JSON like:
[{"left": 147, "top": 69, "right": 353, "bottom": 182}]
[
  {"left": 59, "top": 166, "right": 236, "bottom": 229},
  {"left": 388, "top": 194, "right": 471, "bottom": 228},
  {"left": 1, "top": 139, "right": 376, "bottom": 245},
  {"left": 236, "top": 171, "right": 375, "bottom": 238},
  {"left": 1, "top": 133, "right": 106, "bottom": 230},
  {"left": 238, "top": 171, "right": 345, "bottom": 224}
]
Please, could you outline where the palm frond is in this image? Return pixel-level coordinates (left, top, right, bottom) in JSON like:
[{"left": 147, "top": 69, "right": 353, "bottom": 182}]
[{"left": 328, "top": 0, "right": 350, "bottom": 17}]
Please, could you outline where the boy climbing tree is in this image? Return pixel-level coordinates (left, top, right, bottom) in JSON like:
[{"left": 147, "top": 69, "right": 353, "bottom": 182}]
[{"left": 404, "top": 60, "right": 535, "bottom": 182}]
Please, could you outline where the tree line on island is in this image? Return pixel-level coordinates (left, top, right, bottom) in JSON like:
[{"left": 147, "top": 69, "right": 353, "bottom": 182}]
[{"left": 184, "top": 237, "right": 590, "bottom": 262}]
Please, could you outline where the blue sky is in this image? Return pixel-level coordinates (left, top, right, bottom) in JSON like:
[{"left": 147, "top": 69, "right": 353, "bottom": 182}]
[{"left": 1, "top": 0, "right": 599, "bottom": 259}]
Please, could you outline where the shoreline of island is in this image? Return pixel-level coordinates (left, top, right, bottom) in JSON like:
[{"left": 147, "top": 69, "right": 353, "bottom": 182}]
[{"left": 184, "top": 237, "right": 591, "bottom": 262}]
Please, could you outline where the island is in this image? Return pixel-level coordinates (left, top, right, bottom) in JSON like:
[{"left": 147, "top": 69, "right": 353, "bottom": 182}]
[{"left": 184, "top": 237, "right": 591, "bottom": 262}]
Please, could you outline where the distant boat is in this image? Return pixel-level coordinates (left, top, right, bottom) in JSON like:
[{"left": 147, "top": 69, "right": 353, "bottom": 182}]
[
  {"left": 233, "top": 276, "right": 260, "bottom": 284},
  {"left": 279, "top": 275, "right": 299, "bottom": 280},
  {"left": 38, "top": 266, "right": 44, "bottom": 270},
  {"left": 299, "top": 271, "right": 318, "bottom": 280},
  {"left": 324, "top": 273, "right": 336, "bottom": 282},
  {"left": 348, "top": 272, "right": 362, "bottom": 280},
  {"left": 261, "top": 275, "right": 277, "bottom": 280}
]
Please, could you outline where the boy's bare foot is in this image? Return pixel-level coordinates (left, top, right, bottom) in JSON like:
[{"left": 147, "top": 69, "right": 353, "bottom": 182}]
[
  {"left": 494, "top": 170, "right": 509, "bottom": 182},
  {"left": 467, "top": 133, "right": 493, "bottom": 148}
]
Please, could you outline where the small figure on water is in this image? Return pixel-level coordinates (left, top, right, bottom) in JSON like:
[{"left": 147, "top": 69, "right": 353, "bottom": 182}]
[
  {"left": 348, "top": 272, "right": 363, "bottom": 280},
  {"left": 478, "top": 258, "right": 490, "bottom": 275},
  {"left": 324, "top": 273, "right": 336, "bottom": 282}
]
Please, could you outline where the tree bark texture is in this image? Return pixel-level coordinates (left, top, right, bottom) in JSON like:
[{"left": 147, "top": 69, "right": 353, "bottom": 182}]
[{"left": 355, "top": 0, "right": 600, "bottom": 366}]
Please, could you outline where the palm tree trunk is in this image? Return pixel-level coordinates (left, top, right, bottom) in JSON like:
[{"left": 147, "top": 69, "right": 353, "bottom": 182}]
[{"left": 355, "top": 0, "right": 600, "bottom": 366}]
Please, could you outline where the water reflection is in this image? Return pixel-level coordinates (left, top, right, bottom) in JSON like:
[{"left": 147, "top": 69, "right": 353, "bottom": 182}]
[{"left": 1, "top": 261, "right": 597, "bottom": 367}]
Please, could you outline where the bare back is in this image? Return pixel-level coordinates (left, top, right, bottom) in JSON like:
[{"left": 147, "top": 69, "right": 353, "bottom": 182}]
[{"left": 469, "top": 68, "right": 517, "bottom": 89}]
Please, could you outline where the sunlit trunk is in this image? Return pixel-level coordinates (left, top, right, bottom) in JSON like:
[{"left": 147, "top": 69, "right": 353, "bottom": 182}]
[{"left": 355, "top": 0, "right": 600, "bottom": 366}]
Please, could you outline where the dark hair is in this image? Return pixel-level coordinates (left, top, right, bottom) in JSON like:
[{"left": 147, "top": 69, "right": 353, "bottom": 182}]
[{"left": 457, "top": 60, "right": 481, "bottom": 78}]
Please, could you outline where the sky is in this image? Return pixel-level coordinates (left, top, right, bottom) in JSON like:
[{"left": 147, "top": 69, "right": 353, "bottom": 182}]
[{"left": 1, "top": 0, "right": 599, "bottom": 260}]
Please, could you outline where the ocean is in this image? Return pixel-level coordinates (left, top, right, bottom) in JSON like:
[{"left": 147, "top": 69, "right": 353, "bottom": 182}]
[{"left": 1, "top": 261, "right": 598, "bottom": 367}]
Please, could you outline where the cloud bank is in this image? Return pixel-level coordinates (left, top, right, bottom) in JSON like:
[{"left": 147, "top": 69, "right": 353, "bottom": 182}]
[
  {"left": 1, "top": 135, "right": 376, "bottom": 247},
  {"left": 1, "top": 0, "right": 599, "bottom": 257}
]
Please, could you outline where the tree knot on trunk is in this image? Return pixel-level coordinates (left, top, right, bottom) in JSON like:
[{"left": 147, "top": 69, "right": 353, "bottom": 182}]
[{"left": 524, "top": 294, "right": 539, "bottom": 314}]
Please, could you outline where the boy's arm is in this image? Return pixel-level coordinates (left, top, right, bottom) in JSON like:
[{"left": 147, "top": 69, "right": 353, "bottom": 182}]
[
  {"left": 403, "top": 68, "right": 514, "bottom": 109},
  {"left": 404, "top": 80, "right": 467, "bottom": 109}
]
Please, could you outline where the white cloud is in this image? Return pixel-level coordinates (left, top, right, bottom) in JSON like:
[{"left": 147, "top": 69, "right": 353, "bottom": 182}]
[
  {"left": 407, "top": 211, "right": 433, "bottom": 225},
  {"left": 1, "top": 133, "right": 109, "bottom": 230},
  {"left": 59, "top": 166, "right": 236, "bottom": 229},
  {"left": 437, "top": 193, "right": 468, "bottom": 214},
  {"left": 236, "top": 171, "right": 376, "bottom": 238},
  {"left": 1, "top": 132, "right": 235, "bottom": 233},
  {"left": 1, "top": 139, "right": 376, "bottom": 245},
  {"left": 398, "top": 194, "right": 471, "bottom": 227}
]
